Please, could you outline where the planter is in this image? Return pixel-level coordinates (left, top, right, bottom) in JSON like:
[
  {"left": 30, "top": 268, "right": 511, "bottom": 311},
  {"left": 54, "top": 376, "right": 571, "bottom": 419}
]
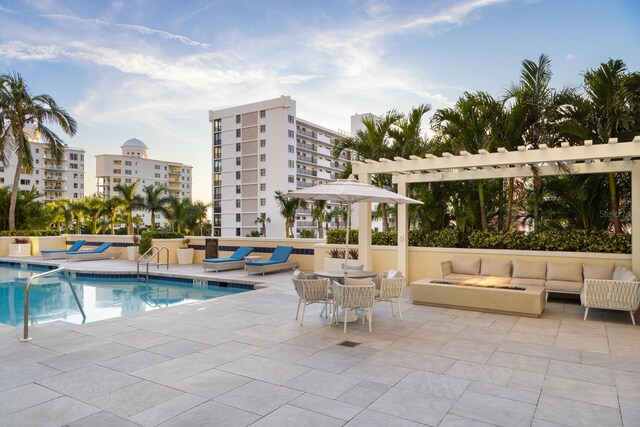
[
  {"left": 127, "top": 246, "right": 139, "bottom": 261},
  {"left": 177, "top": 248, "right": 194, "bottom": 265},
  {"left": 324, "top": 257, "right": 361, "bottom": 270},
  {"left": 9, "top": 243, "right": 31, "bottom": 257}
]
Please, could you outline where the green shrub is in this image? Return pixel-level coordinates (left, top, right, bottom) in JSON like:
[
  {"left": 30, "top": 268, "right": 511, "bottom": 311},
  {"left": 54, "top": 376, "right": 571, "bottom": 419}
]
[
  {"left": 299, "top": 229, "right": 315, "bottom": 238},
  {"left": 0, "top": 229, "right": 59, "bottom": 237},
  {"left": 139, "top": 231, "right": 184, "bottom": 255},
  {"left": 326, "top": 229, "right": 358, "bottom": 245}
]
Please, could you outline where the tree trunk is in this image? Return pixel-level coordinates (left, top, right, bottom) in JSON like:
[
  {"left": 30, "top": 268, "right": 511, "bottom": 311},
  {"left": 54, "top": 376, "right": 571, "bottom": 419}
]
[
  {"left": 151, "top": 211, "right": 156, "bottom": 232},
  {"left": 498, "top": 181, "right": 504, "bottom": 232},
  {"left": 506, "top": 177, "right": 514, "bottom": 230},
  {"left": 380, "top": 203, "right": 389, "bottom": 232},
  {"left": 608, "top": 172, "right": 622, "bottom": 233},
  {"left": 478, "top": 181, "right": 488, "bottom": 231},
  {"left": 8, "top": 136, "right": 24, "bottom": 231},
  {"left": 317, "top": 219, "right": 324, "bottom": 239}
]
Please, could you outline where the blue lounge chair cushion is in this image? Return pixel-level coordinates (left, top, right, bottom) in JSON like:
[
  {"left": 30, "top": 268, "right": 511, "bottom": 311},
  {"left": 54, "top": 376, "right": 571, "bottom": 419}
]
[
  {"left": 42, "top": 240, "right": 86, "bottom": 254},
  {"left": 203, "top": 247, "right": 254, "bottom": 263},
  {"left": 68, "top": 242, "right": 112, "bottom": 254},
  {"left": 245, "top": 246, "right": 293, "bottom": 266}
]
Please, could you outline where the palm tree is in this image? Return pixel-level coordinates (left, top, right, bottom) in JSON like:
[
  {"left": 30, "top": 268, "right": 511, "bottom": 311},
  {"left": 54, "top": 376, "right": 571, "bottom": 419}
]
[
  {"left": 102, "top": 196, "right": 124, "bottom": 234},
  {"left": 113, "top": 181, "right": 144, "bottom": 234},
  {"left": 69, "top": 199, "right": 85, "bottom": 234},
  {"left": 274, "top": 190, "right": 306, "bottom": 238},
  {"left": 311, "top": 200, "right": 327, "bottom": 239},
  {"left": 81, "top": 195, "right": 105, "bottom": 235},
  {"left": 325, "top": 205, "right": 346, "bottom": 230},
  {"left": 165, "top": 196, "right": 191, "bottom": 233},
  {"left": 388, "top": 104, "right": 431, "bottom": 158},
  {"left": 0, "top": 71, "right": 77, "bottom": 230},
  {"left": 184, "top": 200, "right": 210, "bottom": 235},
  {"left": 431, "top": 91, "right": 502, "bottom": 230},
  {"left": 254, "top": 213, "right": 271, "bottom": 237},
  {"left": 142, "top": 185, "right": 169, "bottom": 232}
]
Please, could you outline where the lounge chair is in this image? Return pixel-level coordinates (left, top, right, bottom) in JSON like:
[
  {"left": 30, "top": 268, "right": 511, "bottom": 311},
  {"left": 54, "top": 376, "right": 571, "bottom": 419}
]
[
  {"left": 245, "top": 246, "right": 298, "bottom": 275},
  {"left": 202, "top": 247, "right": 254, "bottom": 272},
  {"left": 41, "top": 240, "right": 86, "bottom": 260},
  {"left": 65, "top": 242, "right": 114, "bottom": 261}
]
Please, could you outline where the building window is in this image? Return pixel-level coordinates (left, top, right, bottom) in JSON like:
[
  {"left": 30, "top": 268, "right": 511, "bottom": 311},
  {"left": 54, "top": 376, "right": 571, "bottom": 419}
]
[
  {"left": 214, "top": 187, "right": 221, "bottom": 199},
  {"left": 288, "top": 130, "right": 294, "bottom": 138},
  {"left": 69, "top": 153, "right": 78, "bottom": 160},
  {"left": 113, "top": 160, "right": 121, "bottom": 165},
  {"left": 236, "top": 129, "right": 241, "bottom": 138},
  {"left": 81, "top": 155, "right": 84, "bottom": 161},
  {"left": 214, "top": 119, "right": 221, "bottom": 132},
  {"left": 35, "top": 159, "right": 39, "bottom": 164},
  {"left": 213, "top": 147, "right": 221, "bottom": 159},
  {"left": 260, "top": 198, "right": 266, "bottom": 206},
  {"left": 214, "top": 160, "right": 222, "bottom": 172},
  {"left": 288, "top": 114, "right": 294, "bottom": 124},
  {"left": 236, "top": 200, "right": 241, "bottom": 208},
  {"left": 236, "top": 143, "right": 241, "bottom": 152},
  {"left": 260, "top": 169, "right": 266, "bottom": 177},
  {"left": 113, "top": 169, "right": 121, "bottom": 174},
  {"left": 73, "top": 183, "right": 78, "bottom": 189},
  {"left": 260, "top": 110, "right": 266, "bottom": 118},
  {"left": 35, "top": 148, "right": 39, "bottom": 153},
  {"left": 260, "top": 125, "right": 266, "bottom": 132},
  {"left": 236, "top": 114, "right": 241, "bottom": 124},
  {"left": 260, "top": 183, "right": 266, "bottom": 191},
  {"left": 214, "top": 133, "right": 221, "bottom": 146},
  {"left": 154, "top": 173, "right": 161, "bottom": 178},
  {"left": 214, "top": 173, "right": 221, "bottom": 186},
  {"left": 125, "top": 170, "right": 131, "bottom": 175},
  {"left": 236, "top": 157, "right": 241, "bottom": 166},
  {"left": 236, "top": 185, "right": 241, "bottom": 194},
  {"left": 213, "top": 200, "right": 221, "bottom": 213},
  {"left": 125, "top": 178, "right": 132, "bottom": 183},
  {"left": 125, "top": 160, "right": 132, "bottom": 166},
  {"left": 20, "top": 179, "right": 30, "bottom": 185},
  {"left": 288, "top": 175, "right": 294, "bottom": 183},
  {"left": 288, "top": 144, "right": 294, "bottom": 153},
  {"left": 155, "top": 164, "right": 161, "bottom": 170},
  {"left": 288, "top": 160, "right": 294, "bottom": 168},
  {"left": 236, "top": 213, "right": 241, "bottom": 222},
  {"left": 260, "top": 139, "right": 266, "bottom": 147},
  {"left": 236, "top": 171, "right": 241, "bottom": 180},
  {"left": 70, "top": 163, "right": 78, "bottom": 169},
  {"left": 260, "top": 154, "right": 266, "bottom": 162}
]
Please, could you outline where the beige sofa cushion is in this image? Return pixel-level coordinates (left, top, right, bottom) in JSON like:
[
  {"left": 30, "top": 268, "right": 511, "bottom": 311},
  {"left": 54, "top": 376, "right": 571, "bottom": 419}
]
[
  {"left": 512, "top": 260, "right": 546, "bottom": 280},
  {"left": 510, "top": 278, "right": 546, "bottom": 287},
  {"left": 480, "top": 259, "right": 511, "bottom": 277},
  {"left": 451, "top": 257, "right": 481, "bottom": 275},
  {"left": 444, "top": 273, "right": 480, "bottom": 281},
  {"left": 583, "top": 263, "right": 614, "bottom": 280},
  {"left": 545, "top": 280, "right": 583, "bottom": 293},
  {"left": 547, "top": 262, "right": 583, "bottom": 282}
]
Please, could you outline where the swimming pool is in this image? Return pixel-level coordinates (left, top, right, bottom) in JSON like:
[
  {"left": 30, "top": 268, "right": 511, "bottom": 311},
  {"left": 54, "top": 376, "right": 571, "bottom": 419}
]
[{"left": 0, "top": 264, "right": 252, "bottom": 326}]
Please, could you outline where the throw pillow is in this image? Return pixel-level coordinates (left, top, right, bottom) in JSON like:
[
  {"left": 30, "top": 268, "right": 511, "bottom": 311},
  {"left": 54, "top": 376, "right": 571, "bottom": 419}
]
[
  {"left": 613, "top": 265, "right": 640, "bottom": 282},
  {"left": 387, "top": 269, "right": 403, "bottom": 278}
]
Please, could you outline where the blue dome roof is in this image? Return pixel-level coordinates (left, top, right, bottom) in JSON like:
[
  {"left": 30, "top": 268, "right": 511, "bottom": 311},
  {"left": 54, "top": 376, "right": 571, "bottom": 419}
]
[{"left": 122, "top": 138, "right": 147, "bottom": 148}]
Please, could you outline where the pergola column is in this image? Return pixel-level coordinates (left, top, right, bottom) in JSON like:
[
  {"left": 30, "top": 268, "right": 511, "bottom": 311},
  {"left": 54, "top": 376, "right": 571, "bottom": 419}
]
[
  {"left": 358, "top": 173, "right": 372, "bottom": 270},
  {"left": 396, "top": 179, "right": 409, "bottom": 275},
  {"left": 633, "top": 167, "right": 640, "bottom": 273}
]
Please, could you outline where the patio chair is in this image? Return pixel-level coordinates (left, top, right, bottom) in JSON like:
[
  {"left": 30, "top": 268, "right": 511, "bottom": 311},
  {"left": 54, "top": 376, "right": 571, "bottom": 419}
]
[
  {"left": 292, "top": 273, "right": 331, "bottom": 325},
  {"left": 65, "top": 242, "right": 114, "bottom": 261},
  {"left": 202, "top": 247, "right": 254, "bottom": 272},
  {"left": 375, "top": 270, "right": 406, "bottom": 321},
  {"left": 581, "top": 278, "right": 640, "bottom": 325},
  {"left": 245, "top": 246, "right": 298, "bottom": 275},
  {"left": 41, "top": 240, "right": 86, "bottom": 260},
  {"left": 332, "top": 279, "right": 375, "bottom": 333}
]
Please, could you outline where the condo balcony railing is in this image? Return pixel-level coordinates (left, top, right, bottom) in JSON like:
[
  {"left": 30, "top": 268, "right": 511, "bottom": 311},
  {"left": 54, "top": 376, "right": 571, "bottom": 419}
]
[
  {"left": 296, "top": 128, "right": 317, "bottom": 139},
  {"left": 44, "top": 186, "right": 67, "bottom": 191},
  {"left": 296, "top": 141, "right": 317, "bottom": 152},
  {"left": 44, "top": 175, "right": 67, "bottom": 181},
  {"left": 296, "top": 155, "right": 317, "bottom": 164},
  {"left": 296, "top": 221, "right": 315, "bottom": 227},
  {"left": 43, "top": 164, "right": 67, "bottom": 171},
  {"left": 296, "top": 168, "right": 317, "bottom": 177},
  {"left": 296, "top": 181, "right": 315, "bottom": 188}
]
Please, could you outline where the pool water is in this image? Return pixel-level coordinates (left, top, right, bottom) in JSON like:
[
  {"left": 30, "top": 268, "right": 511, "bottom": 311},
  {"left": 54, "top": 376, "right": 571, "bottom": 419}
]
[{"left": 0, "top": 265, "right": 249, "bottom": 326}]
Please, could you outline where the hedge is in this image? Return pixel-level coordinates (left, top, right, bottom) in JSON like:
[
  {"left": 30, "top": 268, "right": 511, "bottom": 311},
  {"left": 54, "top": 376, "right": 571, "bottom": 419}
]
[
  {"left": 139, "top": 231, "right": 184, "bottom": 255},
  {"left": 0, "top": 230, "right": 59, "bottom": 237},
  {"left": 325, "top": 228, "right": 631, "bottom": 254}
]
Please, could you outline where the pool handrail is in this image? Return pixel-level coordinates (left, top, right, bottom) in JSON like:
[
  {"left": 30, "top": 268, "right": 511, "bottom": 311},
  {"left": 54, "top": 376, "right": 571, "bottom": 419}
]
[
  {"left": 137, "top": 245, "right": 169, "bottom": 282},
  {"left": 21, "top": 267, "right": 86, "bottom": 342}
]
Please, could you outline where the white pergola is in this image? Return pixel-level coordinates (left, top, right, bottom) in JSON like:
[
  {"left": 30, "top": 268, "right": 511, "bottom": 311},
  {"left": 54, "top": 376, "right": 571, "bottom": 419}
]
[{"left": 352, "top": 137, "right": 640, "bottom": 273}]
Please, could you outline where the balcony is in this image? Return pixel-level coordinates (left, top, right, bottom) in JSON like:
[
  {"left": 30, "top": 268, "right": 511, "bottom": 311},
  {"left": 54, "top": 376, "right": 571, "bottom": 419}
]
[
  {"left": 169, "top": 166, "right": 181, "bottom": 173},
  {"left": 296, "top": 155, "right": 317, "bottom": 164},
  {"left": 44, "top": 186, "right": 67, "bottom": 192},
  {"left": 296, "top": 181, "right": 315, "bottom": 188},
  {"left": 296, "top": 221, "right": 315, "bottom": 227},
  {"left": 296, "top": 168, "right": 317, "bottom": 177},
  {"left": 43, "top": 163, "right": 67, "bottom": 171},
  {"left": 44, "top": 175, "right": 66, "bottom": 182},
  {"left": 296, "top": 141, "right": 317, "bottom": 152},
  {"left": 297, "top": 128, "right": 317, "bottom": 139},
  {"left": 168, "top": 174, "right": 181, "bottom": 182}
]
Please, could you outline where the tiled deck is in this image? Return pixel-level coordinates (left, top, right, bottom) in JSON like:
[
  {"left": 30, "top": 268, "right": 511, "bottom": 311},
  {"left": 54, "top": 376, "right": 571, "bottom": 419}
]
[{"left": 1, "top": 258, "right": 640, "bottom": 426}]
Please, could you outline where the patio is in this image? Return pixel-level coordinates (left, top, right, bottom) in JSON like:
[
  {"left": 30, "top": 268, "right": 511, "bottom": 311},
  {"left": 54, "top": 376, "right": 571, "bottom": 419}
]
[{"left": 1, "top": 259, "right": 639, "bottom": 426}]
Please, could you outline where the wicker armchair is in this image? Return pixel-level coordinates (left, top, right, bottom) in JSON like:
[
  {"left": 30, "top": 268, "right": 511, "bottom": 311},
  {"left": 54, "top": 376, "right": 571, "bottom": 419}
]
[
  {"left": 332, "top": 281, "right": 375, "bottom": 333},
  {"left": 292, "top": 277, "right": 331, "bottom": 325},
  {"left": 581, "top": 279, "right": 640, "bottom": 325},
  {"left": 376, "top": 276, "right": 406, "bottom": 320}
]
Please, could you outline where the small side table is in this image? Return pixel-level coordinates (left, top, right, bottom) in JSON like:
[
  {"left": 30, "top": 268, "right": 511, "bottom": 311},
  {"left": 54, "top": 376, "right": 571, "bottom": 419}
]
[{"left": 244, "top": 255, "right": 262, "bottom": 270}]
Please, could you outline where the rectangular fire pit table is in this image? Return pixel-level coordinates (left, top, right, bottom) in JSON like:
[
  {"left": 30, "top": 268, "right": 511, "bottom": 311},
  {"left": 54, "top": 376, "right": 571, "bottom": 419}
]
[{"left": 410, "top": 278, "right": 545, "bottom": 317}]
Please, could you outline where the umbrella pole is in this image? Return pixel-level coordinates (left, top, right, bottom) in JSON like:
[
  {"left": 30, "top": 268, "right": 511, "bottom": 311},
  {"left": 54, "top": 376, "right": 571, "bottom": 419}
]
[{"left": 344, "top": 202, "right": 350, "bottom": 274}]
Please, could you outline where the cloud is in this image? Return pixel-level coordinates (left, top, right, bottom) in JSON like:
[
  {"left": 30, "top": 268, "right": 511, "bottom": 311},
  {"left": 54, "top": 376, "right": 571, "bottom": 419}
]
[
  {"left": 565, "top": 53, "right": 576, "bottom": 60},
  {"left": 41, "top": 13, "right": 212, "bottom": 48}
]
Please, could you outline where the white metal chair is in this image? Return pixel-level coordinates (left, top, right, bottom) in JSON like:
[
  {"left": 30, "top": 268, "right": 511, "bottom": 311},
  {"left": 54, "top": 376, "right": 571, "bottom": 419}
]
[
  {"left": 332, "top": 280, "right": 375, "bottom": 333},
  {"left": 376, "top": 275, "right": 406, "bottom": 320},
  {"left": 292, "top": 277, "right": 332, "bottom": 325},
  {"left": 581, "top": 278, "right": 640, "bottom": 325}
]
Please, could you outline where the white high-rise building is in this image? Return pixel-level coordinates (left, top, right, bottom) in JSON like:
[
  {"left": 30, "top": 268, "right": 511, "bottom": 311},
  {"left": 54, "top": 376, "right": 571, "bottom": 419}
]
[
  {"left": 96, "top": 138, "right": 193, "bottom": 228},
  {"left": 209, "top": 96, "right": 352, "bottom": 238},
  {"left": 0, "top": 130, "right": 85, "bottom": 202}
]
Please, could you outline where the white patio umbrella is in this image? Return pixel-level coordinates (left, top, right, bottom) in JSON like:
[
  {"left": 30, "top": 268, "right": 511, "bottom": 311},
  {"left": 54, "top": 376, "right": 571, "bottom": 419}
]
[{"left": 287, "top": 175, "right": 422, "bottom": 273}]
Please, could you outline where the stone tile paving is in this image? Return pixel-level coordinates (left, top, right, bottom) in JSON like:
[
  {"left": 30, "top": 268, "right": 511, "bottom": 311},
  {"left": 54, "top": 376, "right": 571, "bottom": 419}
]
[{"left": 0, "top": 258, "right": 639, "bottom": 426}]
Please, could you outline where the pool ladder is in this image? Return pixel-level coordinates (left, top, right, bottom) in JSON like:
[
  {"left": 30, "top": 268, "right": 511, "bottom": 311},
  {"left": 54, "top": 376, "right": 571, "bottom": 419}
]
[
  {"left": 21, "top": 267, "right": 86, "bottom": 342},
  {"left": 137, "top": 245, "right": 169, "bottom": 282}
]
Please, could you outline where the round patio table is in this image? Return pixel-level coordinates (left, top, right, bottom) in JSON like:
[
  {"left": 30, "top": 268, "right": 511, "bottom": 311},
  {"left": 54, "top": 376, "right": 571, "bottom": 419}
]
[{"left": 314, "top": 269, "right": 378, "bottom": 323}]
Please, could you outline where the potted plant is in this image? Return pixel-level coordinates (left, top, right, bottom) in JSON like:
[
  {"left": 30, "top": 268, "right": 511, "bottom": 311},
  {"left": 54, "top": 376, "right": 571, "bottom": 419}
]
[
  {"left": 127, "top": 235, "right": 140, "bottom": 261},
  {"left": 324, "top": 248, "right": 360, "bottom": 270},
  {"left": 9, "top": 237, "right": 31, "bottom": 257},
  {"left": 177, "top": 237, "right": 194, "bottom": 265}
]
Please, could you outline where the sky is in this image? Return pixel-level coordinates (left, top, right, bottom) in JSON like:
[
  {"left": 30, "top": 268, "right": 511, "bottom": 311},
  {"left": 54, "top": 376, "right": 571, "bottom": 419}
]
[{"left": 0, "top": 0, "right": 639, "bottom": 203}]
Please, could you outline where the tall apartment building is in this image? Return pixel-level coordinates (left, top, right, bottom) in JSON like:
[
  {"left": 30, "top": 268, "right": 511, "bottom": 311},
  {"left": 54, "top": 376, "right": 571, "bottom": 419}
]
[
  {"left": 0, "top": 129, "right": 85, "bottom": 202},
  {"left": 96, "top": 138, "right": 193, "bottom": 228},
  {"left": 209, "top": 96, "right": 352, "bottom": 238}
]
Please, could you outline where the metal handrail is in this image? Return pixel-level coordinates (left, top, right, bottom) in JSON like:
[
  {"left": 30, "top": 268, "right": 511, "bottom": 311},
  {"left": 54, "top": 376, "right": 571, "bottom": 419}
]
[
  {"left": 137, "top": 245, "right": 169, "bottom": 282},
  {"left": 21, "top": 267, "right": 85, "bottom": 342}
]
